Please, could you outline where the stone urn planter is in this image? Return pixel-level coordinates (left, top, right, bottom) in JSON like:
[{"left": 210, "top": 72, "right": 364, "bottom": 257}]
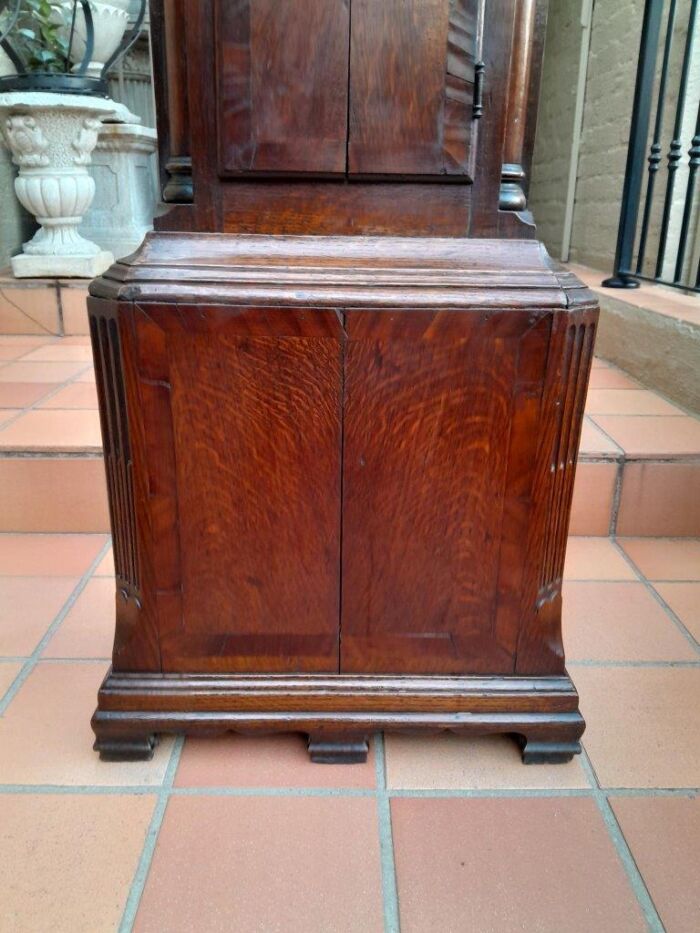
[
  {"left": 0, "top": 91, "right": 118, "bottom": 277},
  {"left": 60, "top": 1, "right": 131, "bottom": 78}
]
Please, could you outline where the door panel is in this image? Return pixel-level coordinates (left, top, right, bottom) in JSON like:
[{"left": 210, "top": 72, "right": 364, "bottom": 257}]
[
  {"left": 216, "top": 0, "right": 350, "bottom": 175},
  {"left": 340, "top": 309, "right": 550, "bottom": 674},
  {"left": 132, "top": 304, "right": 343, "bottom": 672},
  {"left": 348, "top": 0, "right": 481, "bottom": 177}
]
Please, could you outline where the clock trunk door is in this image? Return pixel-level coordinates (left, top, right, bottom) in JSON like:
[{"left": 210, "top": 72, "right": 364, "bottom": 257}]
[
  {"left": 131, "top": 303, "right": 343, "bottom": 673},
  {"left": 340, "top": 308, "right": 551, "bottom": 675},
  {"left": 216, "top": 0, "right": 350, "bottom": 176},
  {"left": 216, "top": 0, "right": 483, "bottom": 181},
  {"left": 348, "top": 0, "right": 483, "bottom": 178}
]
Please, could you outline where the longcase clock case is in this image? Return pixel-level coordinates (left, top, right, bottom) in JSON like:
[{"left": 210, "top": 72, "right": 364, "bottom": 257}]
[{"left": 90, "top": 0, "right": 597, "bottom": 764}]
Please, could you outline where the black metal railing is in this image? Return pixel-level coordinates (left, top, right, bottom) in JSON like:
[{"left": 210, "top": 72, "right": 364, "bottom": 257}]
[{"left": 604, "top": 0, "right": 700, "bottom": 293}]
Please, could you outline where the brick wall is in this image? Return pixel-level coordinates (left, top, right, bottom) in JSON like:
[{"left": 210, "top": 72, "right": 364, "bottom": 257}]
[
  {"left": 529, "top": 0, "right": 581, "bottom": 258},
  {"left": 530, "top": 0, "right": 644, "bottom": 268},
  {"left": 569, "top": 0, "right": 644, "bottom": 270},
  {"left": 531, "top": 0, "right": 697, "bottom": 275}
]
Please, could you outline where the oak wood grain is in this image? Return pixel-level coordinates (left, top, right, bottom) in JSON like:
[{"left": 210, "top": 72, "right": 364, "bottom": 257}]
[
  {"left": 340, "top": 306, "right": 555, "bottom": 675},
  {"left": 348, "top": 0, "right": 481, "bottom": 177},
  {"left": 132, "top": 303, "right": 343, "bottom": 673},
  {"left": 89, "top": 2, "right": 596, "bottom": 766},
  {"left": 216, "top": 0, "right": 350, "bottom": 176}
]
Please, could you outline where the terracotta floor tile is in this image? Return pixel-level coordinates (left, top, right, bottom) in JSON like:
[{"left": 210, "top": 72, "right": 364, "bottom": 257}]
[
  {"left": 76, "top": 368, "right": 96, "bottom": 383},
  {"left": 618, "top": 538, "right": 700, "bottom": 581},
  {"left": 38, "top": 381, "right": 99, "bottom": 409},
  {"left": 579, "top": 416, "right": 623, "bottom": 456},
  {"left": 592, "top": 415, "right": 700, "bottom": 457},
  {"left": 43, "top": 577, "right": 115, "bottom": 659},
  {"left": 0, "top": 285, "right": 60, "bottom": 334},
  {"left": 0, "top": 793, "right": 155, "bottom": 933},
  {"left": 0, "top": 409, "right": 102, "bottom": 452},
  {"left": 586, "top": 388, "right": 684, "bottom": 416},
  {"left": 563, "top": 581, "right": 697, "bottom": 662},
  {"left": 0, "top": 382, "right": 57, "bottom": 408},
  {"left": 0, "top": 459, "right": 110, "bottom": 533},
  {"left": 0, "top": 346, "right": 31, "bottom": 361},
  {"left": 21, "top": 343, "right": 93, "bottom": 362},
  {"left": 0, "top": 335, "right": 58, "bottom": 347},
  {"left": 0, "top": 577, "right": 78, "bottom": 657},
  {"left": 0, "top": 661, "right": 173, "bottom": 785},
  {"left": 60, "top": 288, "right": 90, "bottom": 336},
  {"left": 135, "top": 796, "right": 383, "bottom": 933},
  {"left": 587, "top": 368, "right": 640, "bottom": 389},
  {"left": 617, "top": 462, "right": 700, "bottom": 537},
  {"left": 0, "top": 534, "right": 106, "bottom": 576},
  {"left": 391, "top": 797, "right": 644, "bottom": 933},
  {"left": 653, "top": 582, "right": 700, "bottom": 641},
  {"left": 385, "top": 733, "right": 587, "bottom": 789},
  {"left": 570, "top": 461, "right": 617, "bottom": 535},
  {"left": 94, "top": 545, "right": 114, "bottom": 576},
  {"left": 0, "top": 361, "right": 90, "bottom": 383},
  {"left": 611, "top": 797, "right": 700, "bottom": 933},
  {"left": 58, "top": 336, "right": 91, "bottom": 346},
  {"left": 176, "top": 733, "right": 376, "bottom": 789},
  {"left": 576, "top": 666, "right": 700, "bottom": 788},
  {"left": 0, "top": 661, "right": 22, "bottom": 699},
  {"left": 564, "top": 537, "right": 638, "bottom": 580}
]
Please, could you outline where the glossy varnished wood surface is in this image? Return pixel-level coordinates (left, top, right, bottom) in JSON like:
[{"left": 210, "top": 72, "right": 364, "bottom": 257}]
[
  {"left": 90, "top": 236, "right": 596, "bottom": 682},
  {"left": 92, "top": 669, "right": 586, "bottom": 764},
  {"left": 348, "top": 0, "right": 481, "bottom": 177},
  {"left": 128, "top": 303, "right": 343, "bottom": 673},
  {"left": 220, "top": 182, "right": 472, "bottom": 237},
  {"left": 216, "top": 0, "right": 350, "bottom": 176},
  {"left": 92, "top": 234, "right": 572, "bottom": 309},
  {"left": 149, "top": 0, "right": 191, "bottom": 202},
  {"left": 341, "top": 309, "right": 548, "bottom": 674},
  {"left": 150, "top": 0, "right": 547, "bottom": 237},
  {"left": 89, "top": 2, "right": 596, "bottom": 764}
]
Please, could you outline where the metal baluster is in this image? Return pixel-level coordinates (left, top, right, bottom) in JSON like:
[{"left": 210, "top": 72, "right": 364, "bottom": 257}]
[
  {"left": 674, "top": 100, "right": 700, "bottom": 284},
  {"left": 655, "top": 0, "right": 699, "bottom": 278},
  {"left": 603, "top": 0, "right": 665, "bottom": 289},
  {"left": 636, "top": 0, "right": 678, "bottom": 274}
]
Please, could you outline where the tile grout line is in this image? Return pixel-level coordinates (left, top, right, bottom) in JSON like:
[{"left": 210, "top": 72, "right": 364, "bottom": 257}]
[
  {"left": 611, "top": 538, "right": 700, "bottom": 653},
  {"left": 55, "top": 281, "right": 65, "bottom": 336},
  {"left": 118, "top": 735, "right": 185, "bottom": 933},
  {"left": 0, "top": 537, "right": 112, "bottom": 716},
  {"left": 586, "top": 414, "right": 626, "bottom": 459},
  {"left": 0, "top": 530, "right": 108, "bottom": 537},
  {"left": 579, "top": 748, "right": 665, "bottom": 932},
  {"left": 375, "top": 733, "right": 401, "bottom": 933},
  {"left": 0, "top": 361, "right": 94, "bottom": 435},
  {"left": 0, "top": 782, "right": 696, "bottom": 799},
  {"left": 608, "top": 458, "right": 625, "bottom": 535},
  {"left": 0, "top": 656, "right": 112, "bottom": 664},
  {"left": 568, "top": 659, "right": 700, "bottom": 667},
  {"left": 0, "top": 286, "right": 61, "bottom": 336}
]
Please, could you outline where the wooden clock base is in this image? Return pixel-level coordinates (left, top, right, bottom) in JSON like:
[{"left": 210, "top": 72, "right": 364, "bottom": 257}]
[
  {"left": 91, "top": 669, "right": 585, "bottom": 765},
  {"left": 88, "top": 234, "right": 596, "bottom": 769}
]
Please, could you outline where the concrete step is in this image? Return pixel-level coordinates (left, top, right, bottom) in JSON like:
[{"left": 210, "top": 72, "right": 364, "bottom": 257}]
[
  {"left": 1, "top": 331, "right": 699, "bottom": 536},
  {"left": 568, "top": 263, "right": 700, "bottom": 416},
  {"left": 0, "top": 275, "right": 90, "bottom": 337},
  {"left": 0, "top": 334, "right": 108, "bottom": 533}
]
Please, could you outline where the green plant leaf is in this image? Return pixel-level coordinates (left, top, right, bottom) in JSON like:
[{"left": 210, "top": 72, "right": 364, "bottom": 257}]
[{"left": 11, "top": 0, "right": 72, "bottom": 73}]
